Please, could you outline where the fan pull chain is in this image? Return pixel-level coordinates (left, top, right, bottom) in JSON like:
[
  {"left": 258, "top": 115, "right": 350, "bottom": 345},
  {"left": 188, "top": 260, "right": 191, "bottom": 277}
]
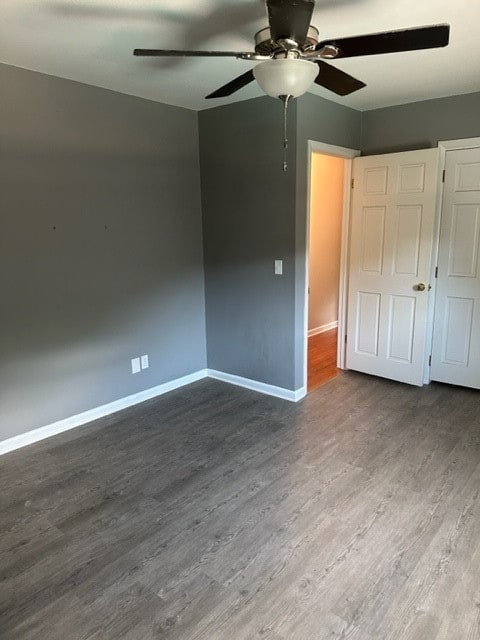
[{"left": 280, "top": 94, "right": 291, "bottom": 172}]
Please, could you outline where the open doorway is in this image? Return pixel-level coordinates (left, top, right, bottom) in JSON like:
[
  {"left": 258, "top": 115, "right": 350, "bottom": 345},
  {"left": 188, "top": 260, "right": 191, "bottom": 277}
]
[
  {"left": 306, "top": 143, "right": 359, "bottom": 392},
  {"left": 308, "top": 152, "right": 345, "bottom": 390}
]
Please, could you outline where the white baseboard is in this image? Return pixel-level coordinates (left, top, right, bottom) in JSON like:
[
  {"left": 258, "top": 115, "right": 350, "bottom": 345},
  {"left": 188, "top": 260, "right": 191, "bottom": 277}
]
[
  {"left": 308, "top": 320, "right": 338, "bottom": 337},
  {"left": 207, "top": 369, "right": 306, "bottom": 403},
  {"left": 0, "top": 369, "right": 208, "bottom": 457},
  {"left": 0, "top": 368, "right": 307, "bottom": 456}
]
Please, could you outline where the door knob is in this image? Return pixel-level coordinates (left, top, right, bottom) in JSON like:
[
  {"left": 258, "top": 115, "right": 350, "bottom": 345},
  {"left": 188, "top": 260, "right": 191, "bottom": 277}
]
[{"left": 414, "top": 283, "right": 426, "bottom": 291}]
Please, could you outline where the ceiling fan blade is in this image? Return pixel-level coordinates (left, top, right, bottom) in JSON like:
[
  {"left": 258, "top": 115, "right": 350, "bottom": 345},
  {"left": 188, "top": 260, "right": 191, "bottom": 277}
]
[
  {"left": 314, "top": 61, "right": 366, "bottom": 96},
  {"left": 266, "top": 0, "right": 315, "bottom": 45},
  {"left": 317, "top": 24, "right": 450, "bottom": 58},
  {"left": 134, "top": 49, "right": 253, "bottom": 57},
  {"left": 205, "top": 69, "right": 255, "bottom": 99}
]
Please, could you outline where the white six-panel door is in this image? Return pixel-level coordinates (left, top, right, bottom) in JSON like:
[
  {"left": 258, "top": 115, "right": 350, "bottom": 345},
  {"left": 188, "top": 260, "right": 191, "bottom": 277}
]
[
  {"left": 430, "top": 147, "right": 480, "bottom": 389},
  {"left": 346, "top": 149, "right": 439, "bottom": 386}
]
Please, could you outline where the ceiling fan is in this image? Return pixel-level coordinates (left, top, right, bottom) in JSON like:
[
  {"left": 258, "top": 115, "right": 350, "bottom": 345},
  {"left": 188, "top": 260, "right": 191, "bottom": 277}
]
[{"left": 133, "top": 0, "right": 450, "bottom": 101}]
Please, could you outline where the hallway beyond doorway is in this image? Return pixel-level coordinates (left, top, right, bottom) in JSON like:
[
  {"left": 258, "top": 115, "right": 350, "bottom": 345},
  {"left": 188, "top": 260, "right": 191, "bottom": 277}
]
[{"left": 308, "top": 327, "right": 343, "bottom": 391}]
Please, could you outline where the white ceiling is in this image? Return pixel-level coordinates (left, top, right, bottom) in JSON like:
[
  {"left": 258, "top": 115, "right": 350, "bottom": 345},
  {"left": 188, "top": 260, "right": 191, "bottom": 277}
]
[{"left": 1, "top": 0, "right": 479, "bottom": 112}]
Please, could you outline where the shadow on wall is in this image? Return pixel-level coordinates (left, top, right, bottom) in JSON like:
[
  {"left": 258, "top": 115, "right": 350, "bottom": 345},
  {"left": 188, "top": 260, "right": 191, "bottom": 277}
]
[{"left": 361, "top": 141, "right": 432, "bottom": 156}]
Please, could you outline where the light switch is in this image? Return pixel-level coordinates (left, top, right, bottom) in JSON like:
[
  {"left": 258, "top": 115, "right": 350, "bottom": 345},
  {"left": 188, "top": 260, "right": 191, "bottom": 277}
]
[
  {"left": 131, "top": 357, "right": 141, "bottom": 374},
  {"left": 274, "top": 259, "right": 283, "bottom": 275},
  {"left": 141, "top": 354, "right": 149, "bottom": 369}
]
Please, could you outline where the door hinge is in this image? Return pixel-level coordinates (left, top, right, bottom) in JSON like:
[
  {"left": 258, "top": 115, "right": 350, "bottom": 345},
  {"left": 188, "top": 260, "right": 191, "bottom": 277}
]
[
  {"left": 345, "top": 334, "right": 348, "bottom": 344},
  {"left": 351, "top": 178, "right": 355, "bottom": 189},
  {"left": 429, "top": 355, "right": 432, "bottom": 366},
  {"left": 442, "top": 169, "right": 446, "bottom": 182},
  {"left": 435, "top": 266, "right": 438, "bottom": 278}
]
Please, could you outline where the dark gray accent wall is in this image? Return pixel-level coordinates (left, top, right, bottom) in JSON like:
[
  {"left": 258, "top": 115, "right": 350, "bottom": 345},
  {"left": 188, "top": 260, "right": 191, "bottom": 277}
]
[
  {"left": 199, "top": 96, "right": 298, "bottom": 390},
  {"left": 0, "top": 64, "right": 206, "bottom": 440},
  {"left": 294, "top": 94, "right": 361, "bottom": 388},
  {"left": 361, "top": 91, "right": 480, "bottom": 155}
]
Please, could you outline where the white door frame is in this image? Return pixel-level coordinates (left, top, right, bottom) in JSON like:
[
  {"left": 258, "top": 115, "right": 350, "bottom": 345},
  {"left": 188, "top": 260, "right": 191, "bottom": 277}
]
[
  {"left": 304, "top": 140, "right": 360, "bottom": 390},
  {"left": 425, "top": 136, "right": 480, "bottom": 383}
]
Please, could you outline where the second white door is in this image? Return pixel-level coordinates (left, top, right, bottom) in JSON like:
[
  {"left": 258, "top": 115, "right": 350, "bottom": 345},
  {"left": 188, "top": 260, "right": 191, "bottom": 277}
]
[{"left": 430, "top": 146, "right": 480, "bottom": 389}]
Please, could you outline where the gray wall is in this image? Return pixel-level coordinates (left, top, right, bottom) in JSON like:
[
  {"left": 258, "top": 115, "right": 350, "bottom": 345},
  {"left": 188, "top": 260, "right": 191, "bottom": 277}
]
[
  {"left": 294, "top": 94, "right": 361, "bottom": 388},
  {"left": 199, "top": 96, "right": 298, "bottom": 390},
  {"left": 361, "top": 91, "right": 480, "bottom": 155},
  {"left": 199, "top": 93, "right": 361, "bottom": 393},
  {"left": 0, "top": 64, "right": 206, "bottom": 440}
]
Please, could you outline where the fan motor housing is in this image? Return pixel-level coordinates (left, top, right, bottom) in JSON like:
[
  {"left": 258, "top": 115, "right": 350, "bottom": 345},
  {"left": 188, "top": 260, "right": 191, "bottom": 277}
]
[{"left": 254, "top": 25, "right": 319, "bottom": 55}]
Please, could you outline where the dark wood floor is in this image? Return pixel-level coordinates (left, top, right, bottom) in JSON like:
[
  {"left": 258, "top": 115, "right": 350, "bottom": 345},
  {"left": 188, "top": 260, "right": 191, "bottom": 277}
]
[
  {"left": 1, "top": 373, "right": 480, "bottom": 639},
  {"left": 308, "top": 328, "right": 343, "bottom": 391}
]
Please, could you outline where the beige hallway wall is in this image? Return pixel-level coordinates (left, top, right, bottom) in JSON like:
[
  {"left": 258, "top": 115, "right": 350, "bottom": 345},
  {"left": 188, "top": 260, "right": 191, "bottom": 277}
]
[{"left": 308, "top": 153, "right": 345, "bottom": 333}]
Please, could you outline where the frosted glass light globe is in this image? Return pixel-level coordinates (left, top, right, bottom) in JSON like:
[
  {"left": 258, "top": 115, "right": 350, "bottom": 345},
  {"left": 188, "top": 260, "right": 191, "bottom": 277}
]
[{"left": 253, "top": 58, "right": 318, "bottom": 98}]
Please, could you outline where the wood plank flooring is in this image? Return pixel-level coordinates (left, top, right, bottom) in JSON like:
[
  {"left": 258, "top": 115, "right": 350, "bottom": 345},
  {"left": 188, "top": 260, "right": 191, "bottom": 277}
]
[
  {"left": 308, "top": 328, "right": 343, "bottom": 390},
  {"left": 1, "top": 373, "right": 480, "bottom": 639}
]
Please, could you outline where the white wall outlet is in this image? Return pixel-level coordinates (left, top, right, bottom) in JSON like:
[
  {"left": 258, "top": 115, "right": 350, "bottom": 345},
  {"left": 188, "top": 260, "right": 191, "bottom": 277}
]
[
  {"left": 131, "top": 357, "right": 141, "bottom": 374},
  {"left": 274, "top": 259, "right": 283, "bottom": 275},
  {"left": 141, "top": 354, "right": 149, "bottom": 370}
]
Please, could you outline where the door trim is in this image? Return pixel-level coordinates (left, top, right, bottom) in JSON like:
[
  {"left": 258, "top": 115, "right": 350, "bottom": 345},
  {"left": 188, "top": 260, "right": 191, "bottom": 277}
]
[{"left": 304, "top": 140, "right": 360, "bottom": 391}]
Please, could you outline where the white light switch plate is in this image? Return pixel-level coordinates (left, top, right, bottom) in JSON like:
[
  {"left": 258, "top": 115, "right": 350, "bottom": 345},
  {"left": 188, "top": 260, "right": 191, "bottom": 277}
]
[
  {"left": 274, "top": 259, "right": 283, "bottom": 275},
  {"left": 141, "top": 354, "right": 149, "bottom": 369},
  {"left": 131, "top": 357, "right": 141, "bottom": 374}
]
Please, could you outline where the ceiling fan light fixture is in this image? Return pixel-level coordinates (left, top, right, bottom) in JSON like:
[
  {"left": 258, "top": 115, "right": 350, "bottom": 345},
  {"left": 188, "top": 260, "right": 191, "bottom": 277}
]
[{"left": 253, "top": 58, "right": 318, "bottom": 98}]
